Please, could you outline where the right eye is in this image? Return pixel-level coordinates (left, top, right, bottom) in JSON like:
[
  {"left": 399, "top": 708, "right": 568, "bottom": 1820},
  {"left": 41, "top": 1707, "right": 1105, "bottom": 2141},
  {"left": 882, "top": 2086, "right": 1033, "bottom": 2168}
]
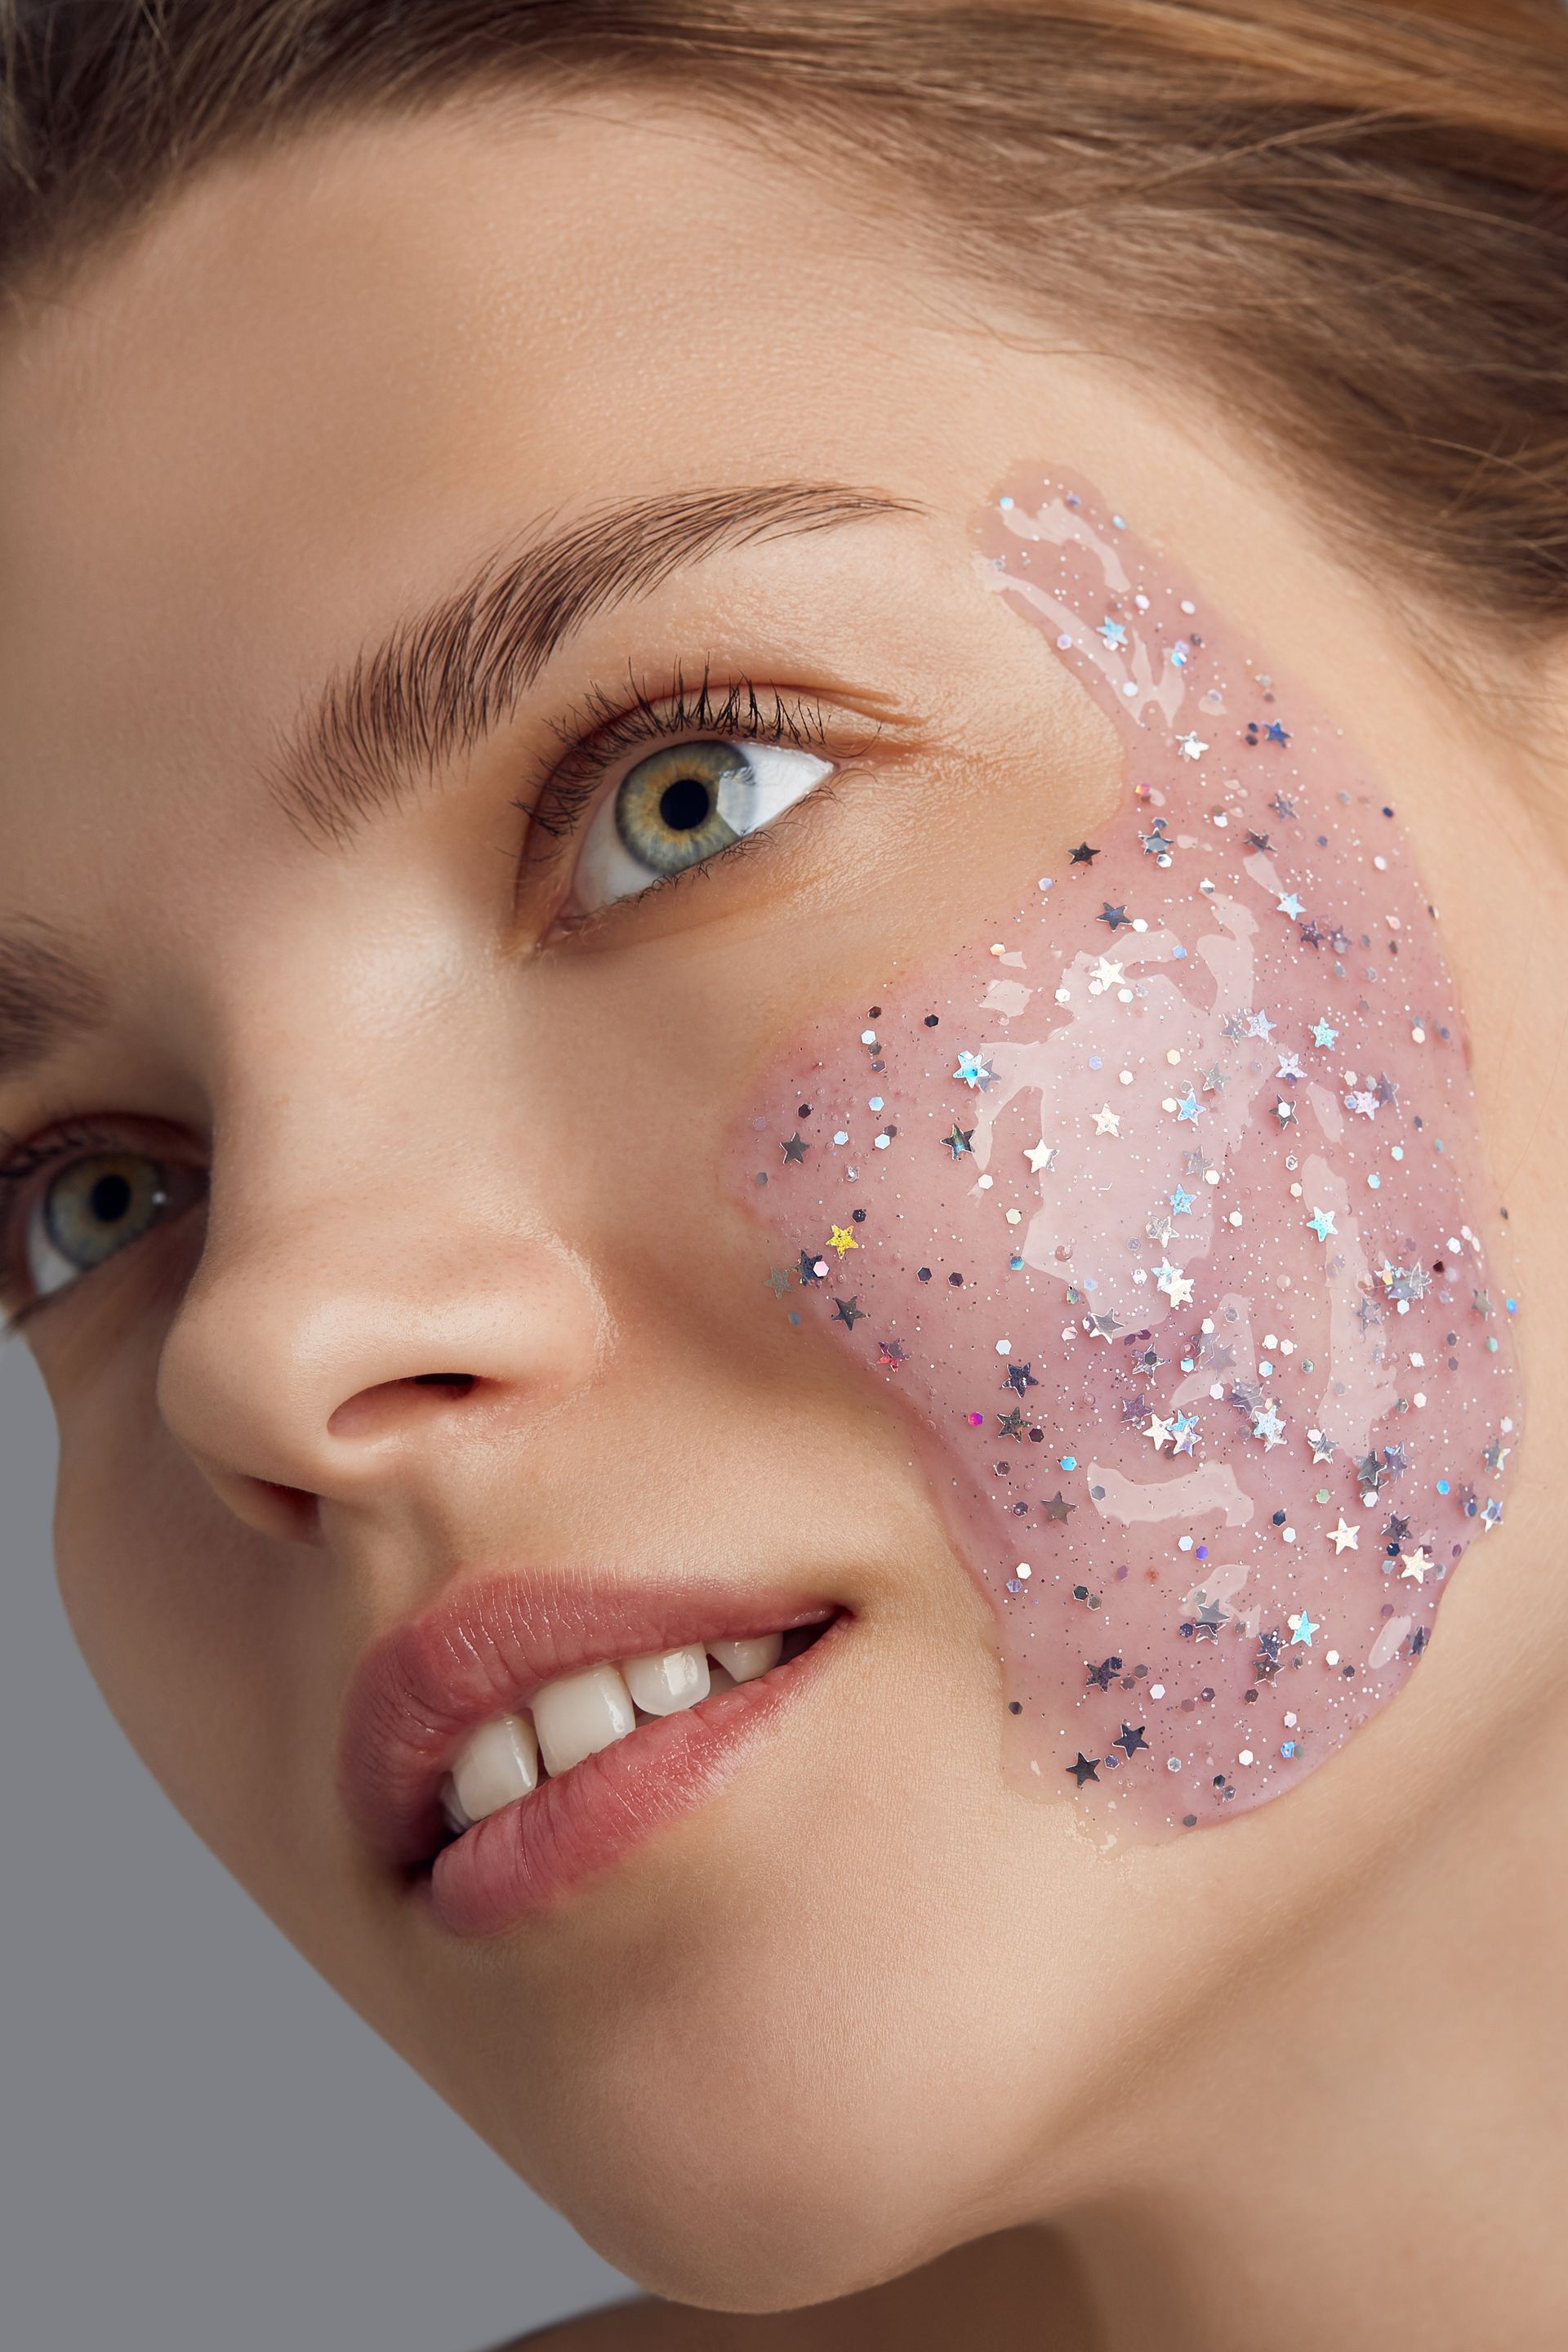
[
  {"left": 17, "top": 1147, "right": 207, "bottom": 1312},
  {"left": 568, "top": 735, "right": 835, "bottom": 915}
]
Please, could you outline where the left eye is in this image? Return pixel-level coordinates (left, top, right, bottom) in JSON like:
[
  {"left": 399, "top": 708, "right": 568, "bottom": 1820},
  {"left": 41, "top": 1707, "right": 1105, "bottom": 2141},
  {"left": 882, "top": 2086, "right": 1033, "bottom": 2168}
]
[{"left": 569, "top": 737, "right": 834, "bottom": 914}]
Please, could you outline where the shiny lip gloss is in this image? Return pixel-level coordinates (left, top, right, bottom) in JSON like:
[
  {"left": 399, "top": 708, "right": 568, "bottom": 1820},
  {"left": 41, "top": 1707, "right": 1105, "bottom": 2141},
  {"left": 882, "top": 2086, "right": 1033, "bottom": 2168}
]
[{"left": 735, "top": 468, "right": 1522, "bottom": 1838}]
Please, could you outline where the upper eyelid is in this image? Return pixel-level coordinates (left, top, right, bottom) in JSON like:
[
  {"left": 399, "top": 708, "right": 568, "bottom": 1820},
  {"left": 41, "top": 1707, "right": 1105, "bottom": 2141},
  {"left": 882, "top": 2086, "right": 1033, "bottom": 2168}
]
[{"left": 512, "top": 668, "right": 871, "bottom": 866}]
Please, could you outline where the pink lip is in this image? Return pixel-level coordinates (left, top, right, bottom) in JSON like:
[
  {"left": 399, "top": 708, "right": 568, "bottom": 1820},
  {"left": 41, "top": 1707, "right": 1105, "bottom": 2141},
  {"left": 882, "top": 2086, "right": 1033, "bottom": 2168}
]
[{"left": 336, "top": 1569, "right": 842, "bottom": 1932}]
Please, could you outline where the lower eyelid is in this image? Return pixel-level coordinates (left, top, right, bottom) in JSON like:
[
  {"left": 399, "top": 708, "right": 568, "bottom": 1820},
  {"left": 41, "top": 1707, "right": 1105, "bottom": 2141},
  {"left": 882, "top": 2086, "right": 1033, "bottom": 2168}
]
[{"left": 550, "top": 778, "right": 844, "bottom": 942}]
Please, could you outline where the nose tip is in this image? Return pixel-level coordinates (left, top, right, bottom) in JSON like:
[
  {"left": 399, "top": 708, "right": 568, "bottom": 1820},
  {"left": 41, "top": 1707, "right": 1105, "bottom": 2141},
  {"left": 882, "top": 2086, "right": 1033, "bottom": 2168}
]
[{"left": 156, "top": 1229, "right": 608, "bottom": 1542}]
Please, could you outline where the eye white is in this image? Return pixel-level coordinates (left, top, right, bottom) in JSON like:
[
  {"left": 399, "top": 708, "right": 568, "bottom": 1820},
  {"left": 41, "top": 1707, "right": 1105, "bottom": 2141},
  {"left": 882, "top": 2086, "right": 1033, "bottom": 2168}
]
[{"left": 570, "top": 738, "right": 834, "bottom": 914}]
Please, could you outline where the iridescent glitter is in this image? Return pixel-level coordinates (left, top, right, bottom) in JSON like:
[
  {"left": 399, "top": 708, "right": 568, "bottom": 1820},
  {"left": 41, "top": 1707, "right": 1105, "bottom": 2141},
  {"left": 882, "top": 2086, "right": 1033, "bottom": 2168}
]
[{"left": 736, "top": 471, "right": 1524, "bottom": 1834}]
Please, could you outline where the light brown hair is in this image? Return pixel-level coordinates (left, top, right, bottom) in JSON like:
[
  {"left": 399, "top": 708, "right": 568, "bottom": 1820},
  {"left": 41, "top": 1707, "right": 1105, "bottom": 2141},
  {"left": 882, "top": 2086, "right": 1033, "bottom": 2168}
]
[{"left": 2, "top": 0, "right": 1566, "bottom": 638}]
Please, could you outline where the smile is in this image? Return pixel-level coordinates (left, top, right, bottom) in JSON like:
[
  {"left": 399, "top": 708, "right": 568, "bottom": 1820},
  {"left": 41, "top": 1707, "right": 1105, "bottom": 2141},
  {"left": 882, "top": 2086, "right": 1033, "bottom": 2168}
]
[
  {"left": 439, "top": 1625, "right": 827, "bottom": 1834},
  {"left": 336, "top": 1574, "right": 844, "bottom": 1937}
]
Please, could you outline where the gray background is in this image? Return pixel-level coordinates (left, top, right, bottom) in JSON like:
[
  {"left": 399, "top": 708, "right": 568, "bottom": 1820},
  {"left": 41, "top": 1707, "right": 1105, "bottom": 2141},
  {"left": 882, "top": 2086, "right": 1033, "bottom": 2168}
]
[{"left": 0, "top": 1341, "right": 633, "bottom": 2350}]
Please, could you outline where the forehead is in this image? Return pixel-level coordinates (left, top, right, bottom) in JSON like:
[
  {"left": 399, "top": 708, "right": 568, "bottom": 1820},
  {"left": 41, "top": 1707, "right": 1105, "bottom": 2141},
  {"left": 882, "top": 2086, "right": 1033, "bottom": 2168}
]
[{"left": 0, "top": 99, "right": 932, "bottom": 884}]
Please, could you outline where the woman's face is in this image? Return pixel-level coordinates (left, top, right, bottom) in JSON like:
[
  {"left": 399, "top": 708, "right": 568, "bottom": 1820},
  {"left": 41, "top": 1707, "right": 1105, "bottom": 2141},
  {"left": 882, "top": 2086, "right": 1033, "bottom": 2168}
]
[{"left": 0, "top": 95, "right": 1553, "bottom": 2306}]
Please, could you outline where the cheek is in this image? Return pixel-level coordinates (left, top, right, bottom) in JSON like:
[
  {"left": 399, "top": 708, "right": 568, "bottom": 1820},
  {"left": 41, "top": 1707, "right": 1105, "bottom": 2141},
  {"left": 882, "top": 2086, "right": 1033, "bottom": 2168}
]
[{"left": 730, "top": 469, "right": 1523, "bottom": 1839}]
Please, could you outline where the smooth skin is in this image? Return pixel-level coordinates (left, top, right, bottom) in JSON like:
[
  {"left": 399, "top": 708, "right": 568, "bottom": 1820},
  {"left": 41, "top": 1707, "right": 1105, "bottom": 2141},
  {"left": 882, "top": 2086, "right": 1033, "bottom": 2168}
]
[{"left": 2, "top": 93, "right": 1566, "bottom": 2352}]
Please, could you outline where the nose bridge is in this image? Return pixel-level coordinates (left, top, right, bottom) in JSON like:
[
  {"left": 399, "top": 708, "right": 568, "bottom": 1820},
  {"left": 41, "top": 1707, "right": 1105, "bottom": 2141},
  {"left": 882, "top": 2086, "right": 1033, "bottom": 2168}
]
[{"left": 154, "top": 998, "right": 608, "bottom": 1533}]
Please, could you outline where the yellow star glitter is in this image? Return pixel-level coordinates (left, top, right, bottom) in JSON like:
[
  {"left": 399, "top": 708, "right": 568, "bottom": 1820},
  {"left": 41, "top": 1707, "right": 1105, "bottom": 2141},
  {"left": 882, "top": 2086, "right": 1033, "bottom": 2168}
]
[{"left": 828, "top": 1225, "right": 858, "bottom": 1256}]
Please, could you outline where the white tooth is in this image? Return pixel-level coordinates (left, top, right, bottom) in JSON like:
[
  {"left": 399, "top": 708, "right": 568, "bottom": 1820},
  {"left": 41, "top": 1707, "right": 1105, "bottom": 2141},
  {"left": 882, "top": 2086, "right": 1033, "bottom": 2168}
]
[
  {"left": 440, "top": 1779, "right": 471, "bottom": 1835},
  {"left": 621, "top": 1645, "right": 711, "bottom": 1717},
  {"left": 451, "top": 1712, "right": 539, "bottom": 1823},
  {"left": 706, "top": 1633, "right": 782, "bottom": 1685},
  {"left": 532, "top": 1664, "right": 637, "bottom": 1776}
]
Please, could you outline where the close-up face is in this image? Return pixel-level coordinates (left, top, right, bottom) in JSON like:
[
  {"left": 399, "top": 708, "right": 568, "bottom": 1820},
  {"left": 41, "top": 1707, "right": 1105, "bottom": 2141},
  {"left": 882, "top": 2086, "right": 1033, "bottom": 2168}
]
[{"left": 0, "top": 89, "right": 1558, "bottom": 2313}]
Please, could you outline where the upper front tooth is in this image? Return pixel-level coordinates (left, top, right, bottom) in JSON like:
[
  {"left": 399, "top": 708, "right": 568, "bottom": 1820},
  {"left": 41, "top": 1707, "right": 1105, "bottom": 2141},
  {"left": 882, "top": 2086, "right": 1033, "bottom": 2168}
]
[
  {"left": 451, "top": 1712, "right": 539, "bottom": 1823},
  {"left": 621, "top": 1645, "right": 711, "bottom": 1716},
  {"left": 706, "top": 1633, "right": 783, "bottom": 1684},
  {"left": 532, "top": 1664, "right": 637, "bottom": 1775}
]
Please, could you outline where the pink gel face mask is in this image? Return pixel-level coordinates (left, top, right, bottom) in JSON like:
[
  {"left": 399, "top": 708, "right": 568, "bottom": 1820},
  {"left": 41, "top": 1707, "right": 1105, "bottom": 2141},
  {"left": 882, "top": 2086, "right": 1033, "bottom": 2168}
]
[{"left": 734, "top": 470, "right": 1523, "bottom": 1835}]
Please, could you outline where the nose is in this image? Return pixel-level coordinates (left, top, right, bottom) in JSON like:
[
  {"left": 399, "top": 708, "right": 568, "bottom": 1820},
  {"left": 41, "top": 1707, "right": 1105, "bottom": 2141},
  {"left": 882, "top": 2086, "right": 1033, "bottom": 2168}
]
[{"left": 156, "top": 1122, "right": 608, "bottom": 1547}]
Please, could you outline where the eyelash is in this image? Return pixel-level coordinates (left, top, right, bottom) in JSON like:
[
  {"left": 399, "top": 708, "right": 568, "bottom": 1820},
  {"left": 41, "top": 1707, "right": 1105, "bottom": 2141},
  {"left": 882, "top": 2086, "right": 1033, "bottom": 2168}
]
[{"left": 514, "top": 661, "right": 836, "bottom": 873}]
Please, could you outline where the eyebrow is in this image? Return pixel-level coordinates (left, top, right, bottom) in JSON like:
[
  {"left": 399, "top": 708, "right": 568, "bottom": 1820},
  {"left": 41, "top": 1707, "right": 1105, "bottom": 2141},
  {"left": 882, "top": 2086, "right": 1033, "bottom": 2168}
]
[
  {"left": 0, "top": 922, "right": 112, "bottom": 1102},
  {"left": 0, "top": 480, "right": 919, "bottom": 1095},
  {"left": 261, "top": 480, "right": 921, "bottom": 852}
]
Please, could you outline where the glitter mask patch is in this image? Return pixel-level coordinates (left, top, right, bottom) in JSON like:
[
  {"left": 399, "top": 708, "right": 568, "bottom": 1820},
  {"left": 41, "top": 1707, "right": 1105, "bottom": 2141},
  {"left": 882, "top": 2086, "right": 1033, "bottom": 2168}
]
[{"left": 736, "top": 471, "right": 1523, "bottom": 1833}]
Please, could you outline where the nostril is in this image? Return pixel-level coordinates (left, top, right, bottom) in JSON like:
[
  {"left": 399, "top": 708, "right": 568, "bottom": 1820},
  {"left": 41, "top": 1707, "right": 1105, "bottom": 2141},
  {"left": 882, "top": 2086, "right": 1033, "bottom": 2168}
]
[{"left": 326, "top": 1371, "right": 485, "bottom": 1441}]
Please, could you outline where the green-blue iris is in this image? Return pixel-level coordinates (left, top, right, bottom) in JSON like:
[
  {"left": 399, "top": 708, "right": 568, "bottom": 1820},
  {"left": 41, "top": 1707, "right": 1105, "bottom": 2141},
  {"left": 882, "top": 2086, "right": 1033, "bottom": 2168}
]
[
  {"left": 42, "top": 1152, "right": 167, "bottom": 1276},
  {"left": 613, "top": 741, "right": 753, "bottom": 877}
]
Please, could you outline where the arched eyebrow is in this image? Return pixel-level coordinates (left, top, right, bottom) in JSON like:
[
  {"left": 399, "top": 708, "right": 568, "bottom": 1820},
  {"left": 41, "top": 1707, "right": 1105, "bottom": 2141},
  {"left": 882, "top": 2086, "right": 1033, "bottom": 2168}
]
[
  {"left": 0, "top": 480, "right": 921, "bottom": 1094},
  {"left": 260, "top": 481, "right": 923, "bottom": 853}
]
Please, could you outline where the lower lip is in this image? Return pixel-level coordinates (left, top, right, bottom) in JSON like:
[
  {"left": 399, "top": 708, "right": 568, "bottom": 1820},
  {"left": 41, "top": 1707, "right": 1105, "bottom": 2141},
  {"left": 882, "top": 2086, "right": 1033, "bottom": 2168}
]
[{"left": 418, "top": 1617, "right": 845, "bottom": 1938}]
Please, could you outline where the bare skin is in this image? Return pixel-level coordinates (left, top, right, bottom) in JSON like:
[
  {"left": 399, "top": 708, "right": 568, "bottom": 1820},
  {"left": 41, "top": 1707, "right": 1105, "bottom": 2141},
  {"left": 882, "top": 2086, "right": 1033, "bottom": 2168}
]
[{"left": 1, "top": 93, "right": 1565, "bottom": 2351}]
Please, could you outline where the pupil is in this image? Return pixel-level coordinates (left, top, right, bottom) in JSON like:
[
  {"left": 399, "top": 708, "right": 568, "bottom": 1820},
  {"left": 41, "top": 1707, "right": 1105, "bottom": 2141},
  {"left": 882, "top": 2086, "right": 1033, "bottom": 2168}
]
[
  {"left": 658, "top": 776, "right": 712, "bottom": 833},
  {"left": 91, "top": 1172, "right": 133, "bottom": 1225}
]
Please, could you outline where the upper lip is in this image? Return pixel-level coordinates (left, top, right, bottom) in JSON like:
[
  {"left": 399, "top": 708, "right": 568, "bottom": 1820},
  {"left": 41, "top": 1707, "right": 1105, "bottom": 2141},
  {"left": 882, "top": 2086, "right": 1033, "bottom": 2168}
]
[{"left": 336, "top": 1566, "right": 840, "bottom": 1870}]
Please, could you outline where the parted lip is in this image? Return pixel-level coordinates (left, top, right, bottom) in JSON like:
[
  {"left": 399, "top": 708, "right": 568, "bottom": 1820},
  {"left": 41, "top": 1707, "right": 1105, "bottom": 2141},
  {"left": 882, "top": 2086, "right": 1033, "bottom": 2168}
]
[{"left": 335, "top": 1567, "right": 841, "bottom": 1872}]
